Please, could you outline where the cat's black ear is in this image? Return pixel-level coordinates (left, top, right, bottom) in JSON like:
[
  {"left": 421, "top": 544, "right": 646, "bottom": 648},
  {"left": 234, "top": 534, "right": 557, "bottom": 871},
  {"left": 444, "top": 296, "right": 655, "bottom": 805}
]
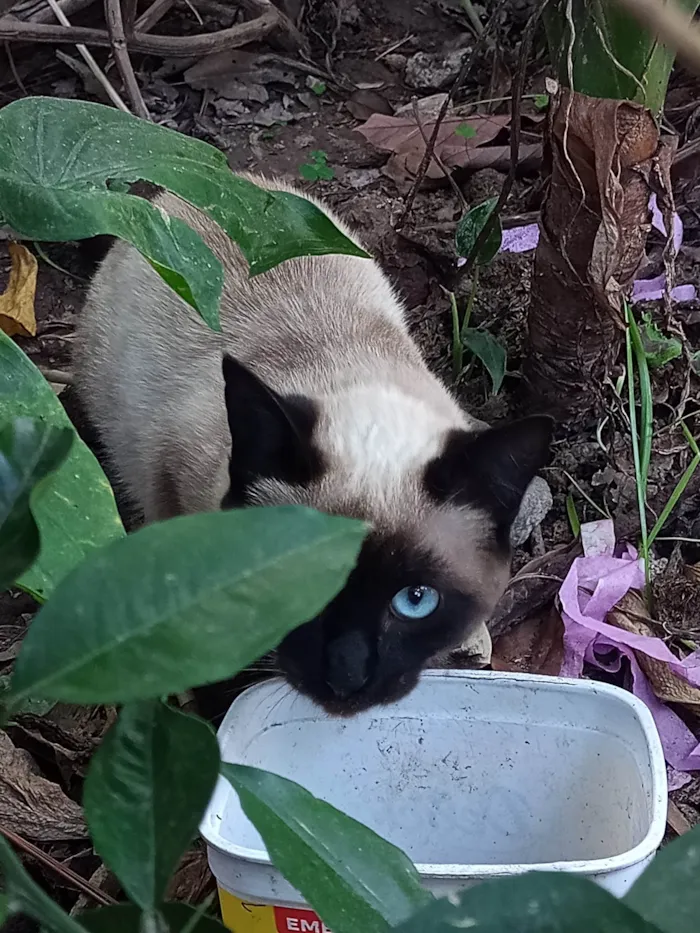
[
  {"left": 424, "top": 415, "right": 553, "bottom": 527},
  {"left": 222, "top": 355, "right": 323, "bottom": 505}
]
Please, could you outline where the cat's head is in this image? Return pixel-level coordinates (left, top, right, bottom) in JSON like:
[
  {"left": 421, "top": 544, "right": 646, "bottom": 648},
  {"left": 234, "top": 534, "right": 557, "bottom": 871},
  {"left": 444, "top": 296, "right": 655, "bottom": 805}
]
[{"left": 221, "top": 355, "right": 553, "bottom": 715}]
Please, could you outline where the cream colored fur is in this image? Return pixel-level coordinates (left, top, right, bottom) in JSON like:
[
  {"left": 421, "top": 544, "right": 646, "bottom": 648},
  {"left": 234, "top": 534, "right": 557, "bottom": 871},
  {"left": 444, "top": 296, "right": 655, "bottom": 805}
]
[{"left": 75, "top": 176, "right": 505, "bottom": 651}]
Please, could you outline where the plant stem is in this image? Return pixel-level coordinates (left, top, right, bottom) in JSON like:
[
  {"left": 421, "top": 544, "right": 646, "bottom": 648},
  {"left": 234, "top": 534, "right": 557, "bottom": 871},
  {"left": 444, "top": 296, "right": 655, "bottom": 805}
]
[
  {"left": 460, "top": 266, "right": 479, "bottom": 343},
  {"left": 625, "top": 305, "right": 650, "bottom": 591},
  {"left": 627, "top": 302, "right": 653, "bottom": 497},
  {"left": 647, "top": 454, "right": 700, "bottom": 547},
  {"left": 459, "top": 0, "right": 484, "bottom": 35},
  {"left": 448, "top": 291, "right": 463, "bottom": 381}
]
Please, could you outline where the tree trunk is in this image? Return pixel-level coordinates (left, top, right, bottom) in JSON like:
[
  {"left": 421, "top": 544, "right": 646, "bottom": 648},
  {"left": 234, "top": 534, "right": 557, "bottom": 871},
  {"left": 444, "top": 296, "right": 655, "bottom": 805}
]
[{"left": 524, "top": 89, "right": 674, "bottom": 418}]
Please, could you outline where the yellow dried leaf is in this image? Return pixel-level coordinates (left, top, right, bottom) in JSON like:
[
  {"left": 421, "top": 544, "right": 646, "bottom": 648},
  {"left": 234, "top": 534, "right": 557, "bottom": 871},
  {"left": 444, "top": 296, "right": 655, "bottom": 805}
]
[{"left": 0, "top": 242, "right": 38, "bottom": 338}]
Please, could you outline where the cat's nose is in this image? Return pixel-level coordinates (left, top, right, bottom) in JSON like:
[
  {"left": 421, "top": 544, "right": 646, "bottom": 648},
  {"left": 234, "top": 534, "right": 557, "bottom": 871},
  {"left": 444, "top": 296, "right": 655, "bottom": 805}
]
[{"left": 325, "top": 630, "right": 371, "bottom": 699}]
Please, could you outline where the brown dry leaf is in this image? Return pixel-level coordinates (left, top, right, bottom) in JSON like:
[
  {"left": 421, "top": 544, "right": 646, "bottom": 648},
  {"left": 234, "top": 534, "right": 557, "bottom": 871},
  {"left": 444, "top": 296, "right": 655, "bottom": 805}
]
[
  {"left": 488, "top": 541, "right": 581, "bottom": 639},
  {"left": 167, "top": 841, "right": 216, "bottom": 903},
  {"left": 608, "top": 590, "right": 700, "bottom": 709},
  {"left": 0, "top": 242, "right": 38, "bottom": 338},
  {"left": 356, "top": 109, "right": 510, "bottom": 181},
  {"left": 0, "top": 731, "right": 86, "bottom": 841},
  {"left": 345, "top": 89, "right": 394, "bottom": 121},
  {"left": 685, "top": 563, "right": 700, "bottom": 584},
  {"left": 491, "top": 606, "right": 564, "bottom": 675}
]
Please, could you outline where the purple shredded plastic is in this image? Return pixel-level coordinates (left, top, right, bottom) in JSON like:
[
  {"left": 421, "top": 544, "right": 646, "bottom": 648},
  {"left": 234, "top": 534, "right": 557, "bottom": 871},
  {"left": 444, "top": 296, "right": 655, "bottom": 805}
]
[
  {"left": 632, "top": 274, "right": 697, "bottom": 304},
  {"left": 559, "top": 519, "right": 700, "bottom": 774},
  {"left": 649, "top": 193, "right": 683, "bottom": 253},
  {"left": 500, "top": 224, "right": 539, "bottom": 253},
  {"left": 496, "top": 195, "right": 696, "bottom": 305}
]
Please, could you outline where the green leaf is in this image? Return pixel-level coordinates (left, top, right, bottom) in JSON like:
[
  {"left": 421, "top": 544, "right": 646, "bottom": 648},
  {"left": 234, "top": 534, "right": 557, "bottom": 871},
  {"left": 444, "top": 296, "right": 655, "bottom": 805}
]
[
  {"left": 624, "top": 824, "right": 700, "bottom": 933},
  {"left": 455, "top": 123, "right": 477, "bottom": 138},
  {"left": 223, "top": 764, "right": 431, "bottom": 933},
  {"left": 395, "top": 871, "right": 659, "bottom": 933},
  {"left": 640, "top": 314, "right": 683, "bottom": 368},
  {"left": 299, "top": 150, "right": 335, "bottom": 182},
  {"left": 455, "top": 197, "right": 502, "bottom": 265},
  {"left": 0, "top": 893, "right": 7, "bottom": 925},
  {"left": 0, "top": 332, "right": 124, "bottom": 601},
  {"left": 544, "top": 0, "right": 700, "bottom": 113},
  {"left": 533, "top": 93, "right": 550, "bottom": 110},
  {"left": 462, "top": 328, "right": 507, "bottom": 394},
  {"left": 0, "top": 97, "right": 367, "bottom": 327},
  {"left": 10, "top": 506, "right": 365, "bottom": 704},
  {"left": 0, "top": 417, "right": 73, "bottom": 592},
  {"left": 0, "top": 834, "right": 88, "bottom": 933},
  {"left": 566, "top": 492, "right": 581, "bottom": 537},
  {"left": 83, "top": 701, "right": 220, "bottom": 910},
  {"left": 80, "top": 903, "right": 227, "bottom": 933}
]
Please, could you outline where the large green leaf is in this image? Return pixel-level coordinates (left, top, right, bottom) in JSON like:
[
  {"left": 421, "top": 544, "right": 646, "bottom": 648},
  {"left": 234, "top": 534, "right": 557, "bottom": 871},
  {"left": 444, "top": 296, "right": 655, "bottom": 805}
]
[
  {"left": 455, "top": 198, "right": 502, "bottom": 266},
  {"left": 79, "top": 903, "right": 227, "bottom": 933},
  {"left": 545, "top": 0, "right": 700, "bottom": 113},
  {"left": 9, "top": 506, "right": 365, "bottom": 704},
  {"left": 462, "top": 328, "right": 507, "bottom": 395},
  {"left": 83, "top": 701, "right": 220, "bottom": 910},
  {"left": 0, "top": 834, "right": 88, "bottom": 933},
  {"left": 395, "top": 871, "right": 659, "bottom": 933},
  {"left": 0, "top": 332, "right": 124, "bottom": 601},
  {"left": 624, "top": 825, "right": 700, "bottom": 933},
  {"left": 222, "top": 764, "right": 432, "bottom": 933},
  {"left": 0, "top": 97, "right": 368, "bottom": 328},
  {"left": 0, "top": 417, "right": 73, "bottom": 592}
]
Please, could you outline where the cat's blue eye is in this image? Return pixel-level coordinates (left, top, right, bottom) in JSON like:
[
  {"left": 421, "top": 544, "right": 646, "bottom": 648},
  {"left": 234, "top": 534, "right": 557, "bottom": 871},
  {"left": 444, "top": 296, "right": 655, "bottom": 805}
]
[{"left": 390, "top": 585, "right": 440, "bottom": 620}]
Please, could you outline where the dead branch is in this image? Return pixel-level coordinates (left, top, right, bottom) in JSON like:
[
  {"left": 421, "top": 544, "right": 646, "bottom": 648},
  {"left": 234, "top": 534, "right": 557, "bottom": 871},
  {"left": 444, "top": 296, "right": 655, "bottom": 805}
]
[
  {"left": 121, "top": 0, "right": 135, "bottom": 35},
  {"left": 395, "top": 0, "right": 509, "bottom": 230},
  {"left": 104, "top": 0, "right": 150, "bottom": 119},
  {"left": 0, "top": 0, "right": 300, "bottom": 56},
  {"left": 613, "top": 0, "right": 700, "bottom": 73},
  {"left": 0, "top": 824, "right": 118, "bottom": 907},
  {"left": 27, "top": 0, "right": 96, "bottom": 24},
  {"left": 134, "top": 0, "right": 174, "bottom": 32},
  {"left": 46, "top": 0, "right": 130, "bottom": 111},
  {"left": 455, "top": 0, "right": 547, "bottom": 284}
]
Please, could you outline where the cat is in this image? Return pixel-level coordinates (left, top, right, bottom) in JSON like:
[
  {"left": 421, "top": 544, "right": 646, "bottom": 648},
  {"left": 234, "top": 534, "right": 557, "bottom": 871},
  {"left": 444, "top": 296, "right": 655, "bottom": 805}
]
[{"left": 74, "top": 175, "right": 552, "bottom": 717}]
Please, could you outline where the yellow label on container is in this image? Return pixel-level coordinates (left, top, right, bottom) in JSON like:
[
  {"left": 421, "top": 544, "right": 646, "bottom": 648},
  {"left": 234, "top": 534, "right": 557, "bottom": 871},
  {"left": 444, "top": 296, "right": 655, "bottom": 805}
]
[{"left": 218, "top": 887, "right": 333, "bottom": 933}]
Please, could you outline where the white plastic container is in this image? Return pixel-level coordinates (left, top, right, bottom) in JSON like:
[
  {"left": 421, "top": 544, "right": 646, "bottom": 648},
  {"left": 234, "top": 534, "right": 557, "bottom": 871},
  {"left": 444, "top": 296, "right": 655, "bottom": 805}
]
[{"left": 201, "top": 670, "right": 667, "bottom": 932}]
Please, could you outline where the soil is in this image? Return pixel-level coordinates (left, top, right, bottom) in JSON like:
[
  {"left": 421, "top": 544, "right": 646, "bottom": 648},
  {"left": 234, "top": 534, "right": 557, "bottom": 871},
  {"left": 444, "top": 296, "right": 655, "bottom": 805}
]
[{"left": 1, "top": 0, "right": 700, "bottom": 918}]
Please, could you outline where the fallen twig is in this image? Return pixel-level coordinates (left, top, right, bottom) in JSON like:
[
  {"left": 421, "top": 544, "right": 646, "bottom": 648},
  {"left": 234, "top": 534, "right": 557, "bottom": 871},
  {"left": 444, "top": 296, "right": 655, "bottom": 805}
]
[
  {"left": 134, "top": 0, "right": 174, "bottom": 32},
  {"left": 45, "top": 0, "right": 130, "bottom": 112},
  {"left": 104, "top": 0, "right": 150, "bottom": 119},
  {"left": 0, "top": 824, "right": 118, "bottom": 906}
]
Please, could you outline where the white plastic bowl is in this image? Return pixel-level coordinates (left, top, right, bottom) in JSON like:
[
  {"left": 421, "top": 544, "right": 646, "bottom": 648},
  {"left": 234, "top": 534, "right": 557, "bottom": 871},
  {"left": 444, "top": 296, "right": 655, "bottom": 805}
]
[{"left": 200, "top": 669, "right": 667, "bottom": 932}]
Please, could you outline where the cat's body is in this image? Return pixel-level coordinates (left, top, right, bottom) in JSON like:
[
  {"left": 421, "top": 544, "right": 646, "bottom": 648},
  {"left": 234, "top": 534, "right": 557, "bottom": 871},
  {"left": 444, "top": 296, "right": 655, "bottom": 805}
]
[{"left": 75, "top": 175, "right": 552, "bottom": 715}]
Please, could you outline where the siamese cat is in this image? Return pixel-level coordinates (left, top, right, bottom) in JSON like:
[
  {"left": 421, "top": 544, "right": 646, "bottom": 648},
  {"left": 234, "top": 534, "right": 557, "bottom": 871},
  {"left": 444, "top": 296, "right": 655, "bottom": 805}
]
[{"left": 74, "top": 175, "right": 552, "bottom": 716}]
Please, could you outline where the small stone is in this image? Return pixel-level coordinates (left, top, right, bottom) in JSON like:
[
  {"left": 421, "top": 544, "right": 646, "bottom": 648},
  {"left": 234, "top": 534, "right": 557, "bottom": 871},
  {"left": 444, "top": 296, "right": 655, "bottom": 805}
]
[
  {"left": 510, "top": 476, "right": 553, "bottom": 547},
  {"left": 382, "top": 53, "right": 407, "bottom": 73},
  {"left": 405, "top": 48, "right": 468, "bottom": 91},
  {"left": 453, "top": 622, "right": 492, "bottom": 668}
]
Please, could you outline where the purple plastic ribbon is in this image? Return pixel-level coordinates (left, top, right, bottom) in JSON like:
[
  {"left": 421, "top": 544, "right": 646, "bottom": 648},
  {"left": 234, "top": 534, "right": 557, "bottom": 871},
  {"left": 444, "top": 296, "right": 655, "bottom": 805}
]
[{"left": 559, "top": 519, "right": 700, "bottom": 776}]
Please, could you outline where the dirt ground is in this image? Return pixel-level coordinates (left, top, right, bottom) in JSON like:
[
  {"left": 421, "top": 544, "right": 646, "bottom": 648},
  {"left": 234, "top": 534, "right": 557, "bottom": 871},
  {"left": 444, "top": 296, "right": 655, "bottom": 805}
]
[{"left": 1, "top": 0, "right": 700, "bottom": 916}]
